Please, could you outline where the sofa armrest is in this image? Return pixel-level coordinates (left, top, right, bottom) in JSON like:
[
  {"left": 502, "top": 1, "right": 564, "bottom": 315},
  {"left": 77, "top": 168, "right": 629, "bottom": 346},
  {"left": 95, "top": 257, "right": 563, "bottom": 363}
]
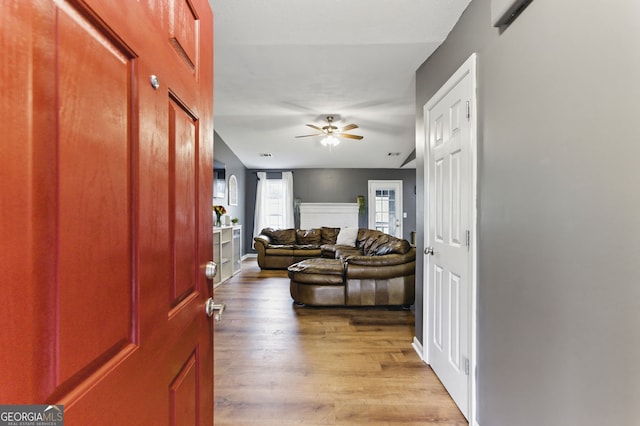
[
  {"left": 345, "top": 249, "right": 416, "bottom": 267},
  {"left": 345, "top": 251, "right": 416, "bottom": 281},
  {"left": 253, "top": 235, "right": 271, "bottom": 249},
  {"left": 253, "top": 235, "right": 271, "bottom": 269}
]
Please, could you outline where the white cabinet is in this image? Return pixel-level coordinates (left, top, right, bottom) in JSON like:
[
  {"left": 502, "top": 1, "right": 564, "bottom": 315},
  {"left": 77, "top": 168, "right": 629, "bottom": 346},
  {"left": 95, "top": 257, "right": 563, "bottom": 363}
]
[
  {"left": 213, "top": 225, "right": 242, "bottom": 287},
  {"left": 232, "top": 226, "right": 242, "bottom": 275}
]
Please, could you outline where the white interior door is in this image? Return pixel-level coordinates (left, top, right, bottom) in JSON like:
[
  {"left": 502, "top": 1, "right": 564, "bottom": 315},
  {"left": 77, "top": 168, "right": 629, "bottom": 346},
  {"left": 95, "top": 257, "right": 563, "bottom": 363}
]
[
  {"left": 368, "top": 180, "right": 403, "bottom": 238},
  {"left": 423, "top": 54, "right": 476, "bottom": 420}
]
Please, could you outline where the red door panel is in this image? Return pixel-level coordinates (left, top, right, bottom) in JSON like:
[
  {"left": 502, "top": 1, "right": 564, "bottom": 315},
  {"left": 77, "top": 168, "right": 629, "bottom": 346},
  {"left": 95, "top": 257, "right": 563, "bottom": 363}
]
[
  {"left": 170, "top": 97, "right": 198, "bottom": 306},
  {"left": 0, "top": 0, "right": 214, "bottom": 424},
  {"left": 170, "top": 351, "right": 199, "bottom": 425},
  {"left": 57, "top": 2, "right": 135, "bottom": 388},
  {"left": 169, "top": 0, "right": 199, "bottom": 71}
]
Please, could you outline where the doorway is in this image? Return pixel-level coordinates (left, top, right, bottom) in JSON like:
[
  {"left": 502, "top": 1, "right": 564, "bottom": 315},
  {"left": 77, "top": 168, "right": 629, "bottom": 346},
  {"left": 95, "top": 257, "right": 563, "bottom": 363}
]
[
  {"left": 422, "top": 53, "right": 477, "bottom": 423},
  {"left": 368, "top": 180, "right": 403, "bottom": 238}
]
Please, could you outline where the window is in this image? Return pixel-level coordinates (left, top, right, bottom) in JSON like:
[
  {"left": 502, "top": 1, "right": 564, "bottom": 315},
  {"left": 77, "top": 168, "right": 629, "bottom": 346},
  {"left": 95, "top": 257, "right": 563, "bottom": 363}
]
[
  {"left": 265, "top": 179, "right": 284, "bottom": 228},
  {"left": 228, "top": 174, "right": 238, "bottom": 205},
  {"left": 253, "top": 171, "right": 294, "bottom": 238}
]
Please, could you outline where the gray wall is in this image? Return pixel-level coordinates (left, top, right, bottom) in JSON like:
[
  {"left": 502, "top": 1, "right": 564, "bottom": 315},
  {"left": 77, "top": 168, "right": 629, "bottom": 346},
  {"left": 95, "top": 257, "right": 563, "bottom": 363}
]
[
  {"left": 245, "top": 168, "right": 416, "bottom": 252},
  {"left": 213, "top": 131, "right": 248, "bottom": 254},
  {"left": 415, "top": 0, "right": 640, "bottom": 425}
]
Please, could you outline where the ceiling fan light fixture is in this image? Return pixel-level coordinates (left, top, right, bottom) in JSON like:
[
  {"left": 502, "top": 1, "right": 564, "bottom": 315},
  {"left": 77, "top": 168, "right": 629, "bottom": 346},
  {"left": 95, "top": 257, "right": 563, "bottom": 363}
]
[
  {"left": 321, "top": 135, "right": 340, "bottom": 147},
  {"left": 295, "top": 115, "right": 362, "bottom": 143}
]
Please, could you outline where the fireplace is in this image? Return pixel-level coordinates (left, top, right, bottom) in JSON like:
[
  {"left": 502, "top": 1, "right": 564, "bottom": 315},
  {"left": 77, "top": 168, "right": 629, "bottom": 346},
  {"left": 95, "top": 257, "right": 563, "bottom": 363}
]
[{"left": 299, "top": 203, "right": 359, "bottom": 229}]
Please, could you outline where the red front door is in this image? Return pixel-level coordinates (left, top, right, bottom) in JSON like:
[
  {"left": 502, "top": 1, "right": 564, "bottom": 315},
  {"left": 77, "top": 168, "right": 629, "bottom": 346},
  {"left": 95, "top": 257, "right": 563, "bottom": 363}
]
[{"left": 0, "top": 0, "right": 214, "bottom": 424}]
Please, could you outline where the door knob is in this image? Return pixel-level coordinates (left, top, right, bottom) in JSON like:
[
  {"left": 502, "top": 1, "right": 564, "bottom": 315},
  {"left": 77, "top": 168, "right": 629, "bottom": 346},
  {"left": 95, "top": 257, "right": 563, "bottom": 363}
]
[
  {"left": 205, "top": 261, "right": 217, "bottom": 280},
  {"left": 205, "top": 298, "right": 225, "bottom": 321},
  {"left": 424, "top": 247, "right": 434, "bottom": 255},
  {"left": 149, "top": 75, "right": 160, "bottom": 90}
]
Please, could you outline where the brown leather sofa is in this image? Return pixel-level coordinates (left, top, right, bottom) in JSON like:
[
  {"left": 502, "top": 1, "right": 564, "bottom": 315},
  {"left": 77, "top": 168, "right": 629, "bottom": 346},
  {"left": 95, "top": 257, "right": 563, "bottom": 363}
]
[
  {"left": 253, "top": 227, "right": 416, "bottom": 307},
  {"left": 253, "top": 227, "right": 340, "bottom": 269}
]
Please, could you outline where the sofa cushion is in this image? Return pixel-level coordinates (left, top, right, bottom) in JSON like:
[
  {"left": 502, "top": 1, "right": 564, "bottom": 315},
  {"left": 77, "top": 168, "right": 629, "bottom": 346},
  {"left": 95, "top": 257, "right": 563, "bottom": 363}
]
[
  {"left": 288, "top": 258, "right": 343, "bottom": 275},
  {"left": 372, "top": 237, "right": 412, "bottom": 255},
  {"left": 288, "top": 258, "right": 344, "bottom": 285},
  {"left": 320, "top": 227, "right": 340, "bottom": 245},
  {"left": 366, "top": 234, "right": 391, "bottom": 255},
  {"left": 293, "top": 246, "right": 322, "bottom": 257},
  {"left": 296, "top": 228, "right": 321, "bottom": 245},
  {"left": 265, "top": 245, "right": 296, "bottom": 255},
  {"left": 345, "top": 250, "right": 416, "bottom": 267},
  {"left": 336, "top": 227, "right": 358, "bottom": 246},
  {"left": 262, "top": 227, "right": 296, "bottom": 245},
  {"left": 358, "top": 229, "right": 385, "bottom": 252},
  {"left": 334, "top": 246, "right": 363, "bottom": 260}
]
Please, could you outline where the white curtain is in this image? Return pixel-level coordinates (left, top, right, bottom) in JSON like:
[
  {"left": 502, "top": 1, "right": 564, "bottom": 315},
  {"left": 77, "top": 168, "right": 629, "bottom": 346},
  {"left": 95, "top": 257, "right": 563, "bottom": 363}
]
[
  {"left": 253, "top": 171, "right": 295, "bottom": 238},
  {"left": 282, "top": 171, "right": 295, "bottom": 229},
  {"left": 253, "top": 172, "right": 268, "bottom": 238}
]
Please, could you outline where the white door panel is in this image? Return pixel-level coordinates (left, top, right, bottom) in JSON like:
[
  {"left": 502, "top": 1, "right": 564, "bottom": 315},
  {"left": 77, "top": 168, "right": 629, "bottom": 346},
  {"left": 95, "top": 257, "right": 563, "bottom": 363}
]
[{"left": 424, "top": 56, "right": 476, "bottom": 420}]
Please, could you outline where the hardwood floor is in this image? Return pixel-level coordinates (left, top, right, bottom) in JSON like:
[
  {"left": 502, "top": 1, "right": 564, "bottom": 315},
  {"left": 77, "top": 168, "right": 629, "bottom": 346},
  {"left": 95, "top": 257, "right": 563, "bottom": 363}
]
[{"left": 213, "top": 258, "right": 467, "bottom": 425}]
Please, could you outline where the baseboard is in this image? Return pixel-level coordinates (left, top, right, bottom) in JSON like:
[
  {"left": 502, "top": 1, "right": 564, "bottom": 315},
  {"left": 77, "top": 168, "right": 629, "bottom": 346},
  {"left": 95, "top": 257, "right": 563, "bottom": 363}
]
[
  {"left": 243, "top": 253, "right": 257, "bottom": 259},
  {"left": 412, "top": 336, "right": 424, "bottom": 361}
]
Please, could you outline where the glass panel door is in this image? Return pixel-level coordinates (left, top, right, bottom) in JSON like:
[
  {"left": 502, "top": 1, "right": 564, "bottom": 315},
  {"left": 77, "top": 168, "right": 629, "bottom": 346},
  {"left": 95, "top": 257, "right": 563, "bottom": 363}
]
[{"left": 368, "top": 180, "right": 403, "bottom": 238}]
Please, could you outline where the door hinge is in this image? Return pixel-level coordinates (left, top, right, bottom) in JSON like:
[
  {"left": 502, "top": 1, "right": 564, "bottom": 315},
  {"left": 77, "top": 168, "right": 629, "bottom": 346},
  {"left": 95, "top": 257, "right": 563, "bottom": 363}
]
[
  {"left": 465, "top": 229, "right": 470, "bottom": 249},
  {"left": 466, "top": 101, "right": 470, "bottom": 120},
  {"left": 464, "top": 357, "right": 470, "bottom": 376}
]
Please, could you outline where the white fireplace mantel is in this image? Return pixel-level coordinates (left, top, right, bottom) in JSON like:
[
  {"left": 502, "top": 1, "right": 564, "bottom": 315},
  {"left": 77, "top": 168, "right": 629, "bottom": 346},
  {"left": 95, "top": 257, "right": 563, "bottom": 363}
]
[{"left": 299, "top": 203, "right": 359, "bottom": 229}]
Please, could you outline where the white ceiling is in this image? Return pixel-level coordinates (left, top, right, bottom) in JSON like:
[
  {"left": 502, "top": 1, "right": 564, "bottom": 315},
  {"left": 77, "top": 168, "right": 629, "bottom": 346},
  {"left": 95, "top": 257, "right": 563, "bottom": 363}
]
[{"left": 209, "top": 0, "right": 471, "bottom": 169}]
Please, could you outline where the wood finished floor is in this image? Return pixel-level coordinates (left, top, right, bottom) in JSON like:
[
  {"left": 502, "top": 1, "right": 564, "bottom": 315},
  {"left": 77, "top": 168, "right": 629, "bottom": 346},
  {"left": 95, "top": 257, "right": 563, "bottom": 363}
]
[{"left": 213, "top": 258, "right": 467, "bottom": 425}]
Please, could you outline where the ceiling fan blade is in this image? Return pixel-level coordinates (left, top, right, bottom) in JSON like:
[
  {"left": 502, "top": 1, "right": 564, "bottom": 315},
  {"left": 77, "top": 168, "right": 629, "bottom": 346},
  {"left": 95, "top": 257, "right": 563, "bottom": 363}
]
[
  {"left": 305, "top": 124, "right": 324, "bottom": 132},
  {"left": 338, "top": 133, "right": 364, "bottom": 140},
  {"left": 340, "top": 123, "right": 358, "bottom": 132},
  {"left": 295, "top": 134, "right": 321, "bottom": 138}
]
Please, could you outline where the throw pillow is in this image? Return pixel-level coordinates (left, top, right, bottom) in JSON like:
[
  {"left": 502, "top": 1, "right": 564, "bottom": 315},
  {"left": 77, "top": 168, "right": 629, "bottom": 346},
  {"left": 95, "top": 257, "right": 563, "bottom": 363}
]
[
  {"left": 320, "top": 227, "right": 340, "bottom": 245},
  {"left": 373, "top": 237, "right": 411, "bottom": 255},
  {"left": 336, "top": 227, "right": 358, "bottom": 247},
  {"left": 361, "top": 232, "right": 383, "bottom": 254},
  {"left": 264, "top": 228, "right": 296, "bottom": 245},
  {"left": 296, "top": 228, "right": 321, "bottom": 245},
  {"left": 367, "top": 234, "right": 391, "bottom": 255}
]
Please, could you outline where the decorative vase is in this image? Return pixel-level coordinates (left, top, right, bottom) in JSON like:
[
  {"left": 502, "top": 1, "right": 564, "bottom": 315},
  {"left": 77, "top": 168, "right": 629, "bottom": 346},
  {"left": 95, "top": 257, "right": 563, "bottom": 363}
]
[{"left": 215, "top": 214, "right": 222, "bottom": 227}]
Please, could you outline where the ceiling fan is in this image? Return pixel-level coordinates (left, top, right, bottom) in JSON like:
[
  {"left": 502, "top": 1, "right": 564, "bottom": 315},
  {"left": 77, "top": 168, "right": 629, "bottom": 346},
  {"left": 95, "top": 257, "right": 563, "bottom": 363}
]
[{"left": 295, "top": 116, "right": 363, "bottom": 146}]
